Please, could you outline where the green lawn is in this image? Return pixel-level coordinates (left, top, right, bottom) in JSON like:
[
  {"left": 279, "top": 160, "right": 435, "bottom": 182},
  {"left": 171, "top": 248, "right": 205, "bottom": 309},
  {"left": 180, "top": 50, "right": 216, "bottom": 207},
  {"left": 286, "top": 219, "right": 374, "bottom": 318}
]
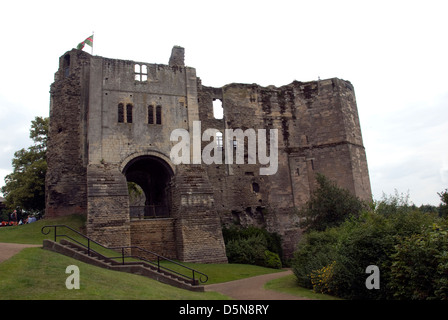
[
  {"left": 0, "top": 214, "right": 335, "bottom": 300},
  {"left": 265, "top": 274, "right": 341, "bottom": 300},
  {"left": 0, "top": 214, "right": 86, "bottom": 245},
  {"left": 0, "top": 247, "right": 228, "bottom": 300},
  {"left": 0, "top": 215, "right": 279, "bottom": 300}
]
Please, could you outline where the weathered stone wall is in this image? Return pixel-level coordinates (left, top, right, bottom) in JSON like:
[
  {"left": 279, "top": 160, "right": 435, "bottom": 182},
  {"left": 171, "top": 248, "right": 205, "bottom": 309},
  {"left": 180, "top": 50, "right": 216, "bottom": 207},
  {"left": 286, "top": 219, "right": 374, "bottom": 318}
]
[
  {"left": 130, "top": 219, "right": 176, "bottom": 259},
  {"left": 171, "top": 165, "right": 228, "bottom": 263},
  {"left": 46, "top": 50, "right": 90, "bottom": 217},
  {"left": 46, "top": 47, "right": 229, "bottom": 263},
  {"left": 196, "top": 78, "right": 372, "bottom": 258},
  {"left": 86, "top": 163, "right": 131, "bottom": 248},
  {"left": 46, "top": 46, "right": 371, "bottom": 262}
]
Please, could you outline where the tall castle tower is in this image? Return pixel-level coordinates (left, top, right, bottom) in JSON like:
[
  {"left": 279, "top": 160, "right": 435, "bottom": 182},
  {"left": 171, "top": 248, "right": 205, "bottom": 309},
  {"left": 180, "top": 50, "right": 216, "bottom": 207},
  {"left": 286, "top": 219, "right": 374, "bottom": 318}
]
[{"left": 46, "top": 46, "right": 371, "bottom": 261}]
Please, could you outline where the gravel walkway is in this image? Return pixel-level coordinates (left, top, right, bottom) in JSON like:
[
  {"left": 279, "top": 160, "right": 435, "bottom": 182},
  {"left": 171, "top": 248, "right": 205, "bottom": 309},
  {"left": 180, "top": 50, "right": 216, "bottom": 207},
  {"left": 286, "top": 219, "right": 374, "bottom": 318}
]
[
  {"left": 205, "top": 269, "right": 310, "bottom": 300},
  {"left": 0, "top": 242, "right": 41, "bottom": 264}
]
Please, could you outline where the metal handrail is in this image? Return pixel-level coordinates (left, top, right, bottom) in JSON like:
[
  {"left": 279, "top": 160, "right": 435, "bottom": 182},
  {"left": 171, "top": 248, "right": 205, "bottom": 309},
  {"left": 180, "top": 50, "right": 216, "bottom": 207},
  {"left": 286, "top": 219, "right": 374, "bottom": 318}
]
[{"left": 41, "top": 224, "right": 208, "bottom": 285}]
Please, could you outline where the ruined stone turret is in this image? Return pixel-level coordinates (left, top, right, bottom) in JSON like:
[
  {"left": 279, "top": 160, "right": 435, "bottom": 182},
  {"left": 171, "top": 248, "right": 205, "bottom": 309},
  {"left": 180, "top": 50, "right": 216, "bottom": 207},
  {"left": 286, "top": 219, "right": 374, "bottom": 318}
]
[{"left": 169, "top": 45, "right": 185, "bottom": 67}]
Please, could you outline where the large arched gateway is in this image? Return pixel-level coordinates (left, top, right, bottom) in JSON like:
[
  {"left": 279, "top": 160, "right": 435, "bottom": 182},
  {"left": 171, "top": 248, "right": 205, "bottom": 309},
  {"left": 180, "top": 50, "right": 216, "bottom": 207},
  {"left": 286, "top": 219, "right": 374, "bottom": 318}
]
[{"left": 123, "top": 155, "right": 174, "bottom": 219}]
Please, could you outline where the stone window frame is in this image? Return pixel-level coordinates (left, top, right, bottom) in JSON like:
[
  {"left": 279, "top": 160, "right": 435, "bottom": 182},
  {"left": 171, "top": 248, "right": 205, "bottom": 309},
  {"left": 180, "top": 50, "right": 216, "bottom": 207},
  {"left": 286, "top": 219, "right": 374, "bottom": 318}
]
[
  {"left": 118, "top": 103, "right": 133, "bottom": 123},
  {"left": 118, "top": 103, "right": 124, "bottom": 123},
  {"left": 126, "top": 104, "right": 133, "bottom": 123},
  {"left": 155, "top": 105, "right": 162, "bottom": 125},
  {"left": 134, "top": 64, "right": 148, "bottom": 82},
  {"left": 147, "top": 105, "right": 162, "bottom": 125},
  {"left": 148, "top": 105, "right": 154, "bottom": 124}
]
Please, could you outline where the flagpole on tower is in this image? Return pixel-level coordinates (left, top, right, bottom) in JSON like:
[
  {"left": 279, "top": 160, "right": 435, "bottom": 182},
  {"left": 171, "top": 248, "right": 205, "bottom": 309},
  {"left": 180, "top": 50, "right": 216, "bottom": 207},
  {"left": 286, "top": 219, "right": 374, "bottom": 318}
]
[{"left": 91, "top": 31, "right": 94, "bottom": 55}]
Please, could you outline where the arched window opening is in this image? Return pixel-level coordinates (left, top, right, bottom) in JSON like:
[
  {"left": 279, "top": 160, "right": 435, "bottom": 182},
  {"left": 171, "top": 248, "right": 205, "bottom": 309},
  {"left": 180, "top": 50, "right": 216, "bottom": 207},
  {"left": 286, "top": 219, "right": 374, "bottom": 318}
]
[
  {"left": 148, "top": 105, "right": 154, "bottom": 124},
  {"left": 126, "top": 104, "right": 133, "bottom": 123},
  {"left": 118, "top": 103, "right": 124, "bottom": 123},
  {"left": 252, "top": 182, "right": 260, "bottom": 193},
  {"left": 134, "top": 64, "right": 148, "bottom": 81},
  {"left": 213, "top": 99, "right": 223, "bottom": 119},
  {"left": 156, "top": 105, "right": 162, "bottom": 124}
]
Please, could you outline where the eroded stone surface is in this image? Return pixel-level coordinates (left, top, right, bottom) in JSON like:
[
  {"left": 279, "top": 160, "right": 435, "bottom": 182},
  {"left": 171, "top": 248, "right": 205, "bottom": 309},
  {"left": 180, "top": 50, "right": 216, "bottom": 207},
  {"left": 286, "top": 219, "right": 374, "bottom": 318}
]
[{"left": 45, "top": 47, "right": 371, "bottom": 262}]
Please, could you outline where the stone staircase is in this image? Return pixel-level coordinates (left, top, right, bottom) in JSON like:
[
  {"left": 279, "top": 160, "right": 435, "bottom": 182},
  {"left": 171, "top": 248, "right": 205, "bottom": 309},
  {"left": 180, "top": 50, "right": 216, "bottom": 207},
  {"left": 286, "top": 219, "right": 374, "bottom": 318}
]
[{"left": 42, "top": 239, "right": 205, "bottom": 292}]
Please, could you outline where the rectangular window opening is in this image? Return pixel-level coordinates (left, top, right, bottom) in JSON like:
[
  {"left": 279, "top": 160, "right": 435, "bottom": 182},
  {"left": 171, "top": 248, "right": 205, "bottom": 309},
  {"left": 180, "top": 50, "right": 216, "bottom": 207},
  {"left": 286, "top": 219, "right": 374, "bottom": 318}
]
[
  {"left": 213, "top": 99, "right": 223, "bottom": 119},
  {"left": 156, "top": 105, "right": 162, "bottom": 124},
  {"left": 216, "top": 132, "right": 223, "bottom": 149}
]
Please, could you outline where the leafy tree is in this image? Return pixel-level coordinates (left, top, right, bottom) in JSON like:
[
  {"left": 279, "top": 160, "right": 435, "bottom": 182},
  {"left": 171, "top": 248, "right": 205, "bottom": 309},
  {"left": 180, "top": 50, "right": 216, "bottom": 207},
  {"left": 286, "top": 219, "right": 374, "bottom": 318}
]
[
  {"left": 439, "top": 189, "right": 448, "bottom": 218},
  {"left": 375, "top": 190, "right": 412, "bottom": 216},
  {"left": 298, "top": 173, "right": 368, "bottom": 232},
  {"left": 292, "top": 228, "right": 339, "bottom": 288},
  {"left": 389, "top": 222, "right": 448, "bottom": 300},
  {"left": 1, "top": 116, "right": 49, "bottom": 215}
]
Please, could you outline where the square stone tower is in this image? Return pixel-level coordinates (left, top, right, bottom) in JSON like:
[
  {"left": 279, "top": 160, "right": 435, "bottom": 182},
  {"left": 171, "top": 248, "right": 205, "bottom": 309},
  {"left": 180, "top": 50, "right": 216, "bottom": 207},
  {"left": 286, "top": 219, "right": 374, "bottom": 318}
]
[
  {"left": 46, "top": 46, "right": 371, "bottom": 260},
  {"left": 46, "top": 47, "right": 228, "bottom": 263}
]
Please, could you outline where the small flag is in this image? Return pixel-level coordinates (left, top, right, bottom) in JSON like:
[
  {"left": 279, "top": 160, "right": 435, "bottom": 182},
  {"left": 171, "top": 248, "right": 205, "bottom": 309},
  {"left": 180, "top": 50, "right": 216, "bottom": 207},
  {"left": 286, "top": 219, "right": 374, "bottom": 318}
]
[{"left": 77, "top": 35, "right": 94, "bottom": 50}]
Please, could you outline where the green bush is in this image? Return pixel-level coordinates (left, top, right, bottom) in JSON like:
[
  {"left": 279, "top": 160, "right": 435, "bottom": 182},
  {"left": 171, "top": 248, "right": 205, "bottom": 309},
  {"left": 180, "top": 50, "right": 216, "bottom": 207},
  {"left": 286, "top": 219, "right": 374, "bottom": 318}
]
[
  {"left": 389, "top": 223, "right": 448, "bottom": 300},
  {"left": 297, "top": 173, "right": 368, "bottom": 232},
  {"left": 223, "top": 226, "right": 283, "bottom": 258},
  {"left": 329, "top": 212, "right": 397, "bottom": 299},
  {"left": 291, "top": 228, "right": 339, "bottom": 288},
  {"left": 223, "top": 226, "right": 283, "bottom": 269},
  {"left": 263, "top": 250, "right": 282, "bottom": 269},
  {"left": 291, "top": 204, "right": 444, "bottom": 299},
  {"left": 225, "top": 234, "right": 267, "bottom": 266}
]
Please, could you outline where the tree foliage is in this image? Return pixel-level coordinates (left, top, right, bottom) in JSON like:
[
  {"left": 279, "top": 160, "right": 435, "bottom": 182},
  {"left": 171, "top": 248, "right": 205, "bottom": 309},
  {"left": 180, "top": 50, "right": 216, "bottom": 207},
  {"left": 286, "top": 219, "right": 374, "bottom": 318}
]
[
  {"left": 292, "top": 191, "right": 448, "bottom": 300},
  {"left": 389, "top": 222, "right": 448, "bottom": 300},
  {"left": 298, "top": 173, "right": 368, "bottom": 232},
  {"left": 439, "top": 189, "right": 448, "bottom": 218},
  {"left": 1, "top": 116, "right": 49, "bottom": 214}
]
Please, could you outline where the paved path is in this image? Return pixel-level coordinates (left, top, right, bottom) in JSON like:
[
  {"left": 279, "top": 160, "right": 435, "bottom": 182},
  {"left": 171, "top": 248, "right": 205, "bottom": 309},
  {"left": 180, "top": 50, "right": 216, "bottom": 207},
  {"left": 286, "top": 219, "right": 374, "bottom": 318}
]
[
  {"left": 0, "top": 243, "right": 41, "bottom": 264},
  {"left": 205, "top": 269, "right": 310, "bottom": 300}
]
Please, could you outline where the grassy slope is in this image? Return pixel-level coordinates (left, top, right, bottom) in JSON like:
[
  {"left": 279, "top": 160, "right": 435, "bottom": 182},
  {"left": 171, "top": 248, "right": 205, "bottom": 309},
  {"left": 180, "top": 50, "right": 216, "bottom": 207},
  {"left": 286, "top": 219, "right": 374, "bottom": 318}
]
[
  {"left": 0, "top": 214, "right": 335, "bottom": 300},
  {"left": 0, "top": 247, "right": 228, "bottom": 300},
  {"left": 0, "top": 214, "right": 86, "bottom": 245},
  {"left": 0, "top": 215, "right": 278, "bottom": 299}
]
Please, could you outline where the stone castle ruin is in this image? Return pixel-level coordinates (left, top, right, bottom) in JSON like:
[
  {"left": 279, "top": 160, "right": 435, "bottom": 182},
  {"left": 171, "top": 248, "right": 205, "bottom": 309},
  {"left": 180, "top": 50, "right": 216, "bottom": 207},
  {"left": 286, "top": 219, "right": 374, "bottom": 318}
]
[{"left": 45, "top": 46, "right": 371, "bottom": 262}]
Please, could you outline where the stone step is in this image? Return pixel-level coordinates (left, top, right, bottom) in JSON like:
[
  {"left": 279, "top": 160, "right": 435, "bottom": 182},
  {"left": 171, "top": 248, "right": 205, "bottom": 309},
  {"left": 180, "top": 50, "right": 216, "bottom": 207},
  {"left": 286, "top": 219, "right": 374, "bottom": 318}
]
[{"left": 42, "top": 239, "right": 204, "bottom": 292}]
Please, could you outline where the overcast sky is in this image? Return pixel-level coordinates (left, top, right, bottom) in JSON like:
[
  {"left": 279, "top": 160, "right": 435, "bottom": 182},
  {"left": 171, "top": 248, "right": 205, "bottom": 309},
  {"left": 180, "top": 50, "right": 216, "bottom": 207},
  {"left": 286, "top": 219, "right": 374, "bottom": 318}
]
[{"left": 0, "top": 0, "right": 447, "bottom": 206}]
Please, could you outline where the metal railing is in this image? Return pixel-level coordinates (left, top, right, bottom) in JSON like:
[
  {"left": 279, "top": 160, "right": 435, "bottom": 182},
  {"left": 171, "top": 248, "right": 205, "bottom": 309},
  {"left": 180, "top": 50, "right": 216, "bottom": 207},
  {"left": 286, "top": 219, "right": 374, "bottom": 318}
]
[
  {"left": 41, "top": 224, "right": 208, "bottom": 285},
  {"left": 129, "top": 205, "right": 169, "bottom": 219}
]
